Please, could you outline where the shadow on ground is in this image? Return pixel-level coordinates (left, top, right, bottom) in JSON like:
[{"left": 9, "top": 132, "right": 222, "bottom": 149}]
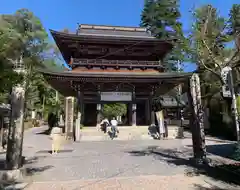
[
  {"left": 194, "top": 184, "right": 239, "bottom": 190},
  {"left": 206, "top": 143, "right": 236, "bottom": 158},
  {"left": 127, "top": 146, "right": 240, "bottom": 187},
  {"left": 35, "top": 129, "right": 51, "bottom": 135},
  {"left": 0, "top": 156, "right": 53, "bottom": 189},
  {"left": 185, "top": 143, "right": 237, "bottom": 160}
]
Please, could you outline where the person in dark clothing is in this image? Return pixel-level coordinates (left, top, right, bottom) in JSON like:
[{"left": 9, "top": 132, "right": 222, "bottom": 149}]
[
  {"left": 163, "top": 120, "right": 168, "bottom": 138},
  {"left": 100, "top": 118, "right": 109, "bottom": 133},
  {"left": 2, "top": 128, "right": 8, "bottom": 150},
  {"left": 47, "top": 112, "right": 57, "bottom": 134}
]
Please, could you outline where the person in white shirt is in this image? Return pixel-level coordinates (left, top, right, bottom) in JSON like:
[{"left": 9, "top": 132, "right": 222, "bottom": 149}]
[{"left": 110, "top": 117, "right": 119, "bottom": 139}]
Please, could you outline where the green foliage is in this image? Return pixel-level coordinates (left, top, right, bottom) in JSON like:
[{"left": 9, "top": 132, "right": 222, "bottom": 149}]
[
  {"left": 102, "top": 103, "right": 127, "bottom": 119},
  {"left": 141, "top": 0, "right": 181, "bottom": 39},
  {"left": 229, "top": 4, "right": 240, "bottom": 35},
  {"left": 141, "top": 0, "right": 190, "bottom": 70},
  {"left": 189, "top": 4, "right": 240, "bottom": 139},
  {"left": 0, "top": 9, "right": 66, "bottom": 118},
  {"left": 0, "top": 15, "right": 24, "bottom": 102}
]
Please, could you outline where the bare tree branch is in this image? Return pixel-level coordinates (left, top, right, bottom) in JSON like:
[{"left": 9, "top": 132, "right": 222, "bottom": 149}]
[
  {"left": 202, "top": 39, "right": 223, "bottom": 69},
  {"left": 198, "top": 58, "right": 224, "bottom": 84}
]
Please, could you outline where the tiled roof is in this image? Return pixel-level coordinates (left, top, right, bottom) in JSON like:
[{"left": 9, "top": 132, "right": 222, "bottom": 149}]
[
  {"left": 38, "top": 67, "right": 192, "bottom": 79},
  {"left": 76, "top": 24, "right": 153, "bottom": 39}
]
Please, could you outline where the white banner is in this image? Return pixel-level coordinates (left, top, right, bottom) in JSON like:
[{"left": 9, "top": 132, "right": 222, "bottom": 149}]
[
  {"left": 156, "top": 110, "right": 165, "bottom": 134},
  {"left": 100, "top": 92, "right": 132, "bottom": 101},
  {"left": 221, "top": 66, "right": 232, "bottom": 98}
]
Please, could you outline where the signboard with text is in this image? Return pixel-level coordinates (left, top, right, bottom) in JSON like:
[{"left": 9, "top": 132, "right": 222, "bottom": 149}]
[
  {"left": 100, "top": 92, "right": 132, "bottom": 101},
  {"left": 221, "top": 66, "right": 232, "bottom": 98},
  {"left": 65, "top": 97, "right": 74, "bottom": 134}
]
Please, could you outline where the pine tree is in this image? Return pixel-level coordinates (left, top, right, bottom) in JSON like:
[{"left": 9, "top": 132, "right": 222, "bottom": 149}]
[{"left": 141, "top": 0, "right": 189, "bottom": 71}]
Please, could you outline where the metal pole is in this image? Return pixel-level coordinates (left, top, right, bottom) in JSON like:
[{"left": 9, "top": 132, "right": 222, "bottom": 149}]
[{"left": 229, "top": 70, "right": 240, "bottom": 141}]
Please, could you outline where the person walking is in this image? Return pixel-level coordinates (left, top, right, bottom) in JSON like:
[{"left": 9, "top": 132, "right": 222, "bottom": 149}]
[
  {"left": 110, "top": 117, "right": 119, "bottom": 139},
  {"left": 100, "top": 118, "right": 110, "bottom": 133}
]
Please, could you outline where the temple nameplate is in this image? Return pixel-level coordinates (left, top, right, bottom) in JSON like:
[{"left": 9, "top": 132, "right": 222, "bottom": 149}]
[{"left": 100, "top": 92, "right": 132, "bottom": 101}]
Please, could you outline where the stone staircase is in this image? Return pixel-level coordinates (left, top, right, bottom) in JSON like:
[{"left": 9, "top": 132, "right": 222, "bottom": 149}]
[
  {"left": 80, "top": 126, "right": 151, "bottom": 141},
  {"left": 79, "top": 125, "right": 184, "bottom": 141}
]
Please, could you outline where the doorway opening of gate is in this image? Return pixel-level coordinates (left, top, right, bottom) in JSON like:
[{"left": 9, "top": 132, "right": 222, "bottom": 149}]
[
  {"left": 83, "top": 101, "right": 148, "bottom": 127},
  {"left": 102, "top": 103, "right": 127, "bottom": 126}
]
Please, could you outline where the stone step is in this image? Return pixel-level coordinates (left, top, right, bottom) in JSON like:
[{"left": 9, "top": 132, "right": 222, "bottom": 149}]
[
  {"left": 79, "top": 126, "right": 184, "bottom": 140},
  {"left": 80, "top": 134, "right": 153, "bottom": 141}
]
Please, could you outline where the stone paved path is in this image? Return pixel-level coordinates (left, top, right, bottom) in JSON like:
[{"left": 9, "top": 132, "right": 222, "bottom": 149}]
[
  {"left": 4, "top": 126, "right": 240, "bottom": 189},
  {"left": 24, "top": 174, "right": 211, "bottom": 190}
]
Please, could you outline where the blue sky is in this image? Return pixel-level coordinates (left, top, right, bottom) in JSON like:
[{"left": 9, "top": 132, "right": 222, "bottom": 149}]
[{"left": 1, "top": 0, "right": 239, "bottom": 71}]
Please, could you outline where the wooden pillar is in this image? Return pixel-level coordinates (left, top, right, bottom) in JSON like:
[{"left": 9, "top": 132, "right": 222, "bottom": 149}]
[
  {"left": 145, "top": 99, "right": 150, "bottom": 125},
  {"left": 132, "top": 89, "right": 136, "bottom": 126},
  {"left": 149, "top": 89, "right": 155, "bottom": 125},
  {"left": 65, "top": 97, "right": 74, "bottom": 138},
  {"left": 81, "top": 103, "right": 85, "bottom": 125},
  {"left": 128, "top": 103, "right": 132, "bottom": 126},
  {"left": 187, "top": 73, "right": 206, "bottom": 161}
]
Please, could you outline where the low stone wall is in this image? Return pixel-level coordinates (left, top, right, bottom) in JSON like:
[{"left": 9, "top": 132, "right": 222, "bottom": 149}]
[{"left": 167, "top": 125, "right": 184, "bottom": 139}]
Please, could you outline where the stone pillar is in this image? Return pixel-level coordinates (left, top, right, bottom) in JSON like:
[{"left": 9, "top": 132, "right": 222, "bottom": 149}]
[
  {"left": 75, "top": 90, "right": 82, "bottom": 142},
  {"left": 65, "top": 97, "right": 74, "bottom": 138},
  {"left": 96, "top": 104, "right": 102, "bottom": 126},
  {"left": 132, "top": 103, "right": 137, "bottom": 126},
  {"left": 187, "top": 73, "right": 206, "bottom": 161},
  {"left": 6, "top": 67, "right": 26, "bottom": 170}
]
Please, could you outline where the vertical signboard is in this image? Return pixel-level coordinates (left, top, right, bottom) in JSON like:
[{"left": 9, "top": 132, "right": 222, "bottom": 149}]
[
  {"left": 65, "top": 97, "right": 74, "bottom": 137},
  {"left": 155, "top": 110, "right": 165, "bottom": 134},
  {"left": 221, "top": 66, "right": 232, "bottom": 98}
]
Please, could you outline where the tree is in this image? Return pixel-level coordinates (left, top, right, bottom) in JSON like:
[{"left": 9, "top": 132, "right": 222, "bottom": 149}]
[
  {"left": 186, "top": 4, "right": 240, "bottom": 160},
  {"left": 141, "top": 0, "right": 190, "bottom": 70},
  {"left": 0, "top": 16, "right": 23, "bottom": 103},
  {"left": 1, "top": 9, "right": 51, "bottom": 169},
  {"left": 102, "top": 104, "right": 127, "bottom": 119},
  {"left": 192, "top": 4, "right": 240, "bottom": 127}
]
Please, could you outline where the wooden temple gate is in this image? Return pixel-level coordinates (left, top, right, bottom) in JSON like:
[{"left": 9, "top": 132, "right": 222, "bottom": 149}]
[{"left": 40, "top": 24, "right": 206, "bottom": 157}]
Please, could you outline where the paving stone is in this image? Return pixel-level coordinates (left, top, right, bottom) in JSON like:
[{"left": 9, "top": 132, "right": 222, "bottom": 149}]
[
  {"left": 2, "top": 126, "right": 239, "bottom": 190},
  {"left": 24, "top": 174, "right": 210, "bottom": 190}
]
